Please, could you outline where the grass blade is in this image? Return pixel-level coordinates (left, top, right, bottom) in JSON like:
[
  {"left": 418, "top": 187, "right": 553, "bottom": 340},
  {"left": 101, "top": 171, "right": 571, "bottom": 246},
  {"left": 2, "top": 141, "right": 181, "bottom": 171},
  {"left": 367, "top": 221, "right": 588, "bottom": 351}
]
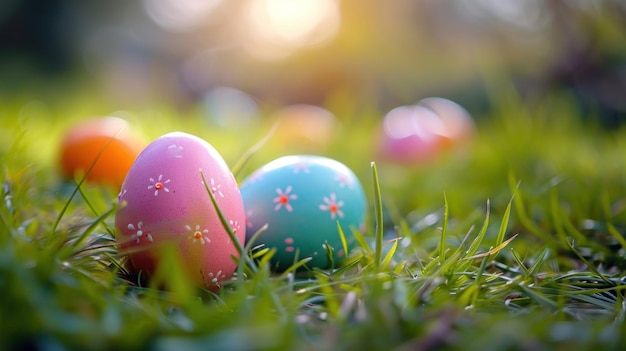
[
  {"left": 439, "top": 193, "right": 449, "bottom": 266},
  {"left": 230, "top": 122, "right": 278, "bottom": 178},
  {"left": 517, "top": 284, "right": 558, "bottom": 311},
  {"left": 566, "top": 240, "right": 612, "bottom": 286},
  {"left": 351, "top": 226, "right": 371, "bottom": 254},
  {"left": 510, "top": 248, "right": 531, "bottom": 275},
  {"left": 465, "top": 199, "right": 490, "bottom": 258},
  {"left": 68, "top": 203, "right": 119, "bottom": 251},
  {"left": 371, "top": 162, "right": 384, "bottom": 271},
  {"left": 244, "top": 223, "right": 268, "bottom": 248},
  {"left": 337, "top": 221, "right": 349, "bottom": 260},
  {"left": 200, "top": 170, "right": 257, "bottom": 273},
  {"left": 495, "top": 191, "right": 514, "bottom": 248},
  {"left": 527, "top": 248, "right": 550, "bottom": 275},
  {"left": 464, "top": 234, "right": 518, "bottom": 260},
  {"left": 51, "top": 133, "right": 120, "bottom": 235},
  {"left": 507, "top": 172, "right": 556, "bottom": 246},
  {"left": 280, "top": 257, "right": 313, "bottom": 276},
  {"left": 381, "top": 238, "right": 399, "bottom": 270},
  {"left": 77, "top": 186, "right": 116, "bottom": 237}
]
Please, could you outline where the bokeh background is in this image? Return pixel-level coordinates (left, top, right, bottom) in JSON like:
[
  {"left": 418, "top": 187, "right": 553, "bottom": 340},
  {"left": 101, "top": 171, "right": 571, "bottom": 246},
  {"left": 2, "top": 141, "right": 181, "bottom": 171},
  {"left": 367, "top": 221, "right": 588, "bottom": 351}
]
[{"left": 1, "top": 0, "right": 625, "bottom": 126}]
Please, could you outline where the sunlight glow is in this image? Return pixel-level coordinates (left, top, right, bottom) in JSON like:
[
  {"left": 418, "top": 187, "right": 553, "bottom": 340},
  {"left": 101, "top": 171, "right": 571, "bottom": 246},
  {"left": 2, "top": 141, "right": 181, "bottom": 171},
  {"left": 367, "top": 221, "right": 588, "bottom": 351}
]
[{"left": 244, "top": 0, "right": 340, "bottom": 59}]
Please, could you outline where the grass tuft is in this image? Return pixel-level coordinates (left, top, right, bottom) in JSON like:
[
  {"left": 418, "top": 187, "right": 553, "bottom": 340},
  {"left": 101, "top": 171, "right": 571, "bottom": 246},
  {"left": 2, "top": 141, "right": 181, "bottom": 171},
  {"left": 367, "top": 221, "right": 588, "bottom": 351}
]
[{"left": 3, "top": 87, "right": 626, "bottom": 349}]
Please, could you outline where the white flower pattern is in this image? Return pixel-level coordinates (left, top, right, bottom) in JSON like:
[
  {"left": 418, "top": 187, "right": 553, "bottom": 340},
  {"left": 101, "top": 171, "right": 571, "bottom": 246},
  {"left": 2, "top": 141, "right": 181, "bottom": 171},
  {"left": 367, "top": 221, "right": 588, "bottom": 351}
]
[
  {"left": 208, "top": 270, "right": 226, "bottom": 284},
  {"left": 210, "top": 178, "right": 224, "bottom": 198},
  {"left": 185, "top": 224, "right": 210, "bottom": 245},
  {"left": 128, "top": 221, "right": 153, "bottom": 243},
  {"left": 229, "top": 219, "right": 241, "bottom": 235},
  {"left": 167, "top": 144, "right": 184, "bottom": 158},
  {"left": 148, "top": 174, "right": 171, "bottom": 196}
]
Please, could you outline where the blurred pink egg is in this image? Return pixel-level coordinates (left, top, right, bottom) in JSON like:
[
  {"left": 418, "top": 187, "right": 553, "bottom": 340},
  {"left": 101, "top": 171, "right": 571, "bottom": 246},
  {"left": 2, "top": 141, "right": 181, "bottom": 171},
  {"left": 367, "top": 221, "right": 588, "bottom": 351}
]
[
  {"left": 418, "top": 97, "right": 475, "bottom": 145},
  {"left": 377, "top": 104, "right": 450, "bottom": 164},
  {"left": 115, "top": 132, "right": 245, "bottom": 290}
]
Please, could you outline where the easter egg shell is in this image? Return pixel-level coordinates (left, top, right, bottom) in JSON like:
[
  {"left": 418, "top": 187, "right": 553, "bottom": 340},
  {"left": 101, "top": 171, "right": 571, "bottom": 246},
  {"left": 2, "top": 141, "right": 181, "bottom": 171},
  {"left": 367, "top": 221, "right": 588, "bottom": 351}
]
[
  {"left": 377, "top": 105, "right": 450, "bottom": 164},
  {"left": 418, "top": 97, "right": 475, "bottom": 145},
  {"left": 59, "top": 117, "right": 145, "bottom": 188},
  {"left": 115, "top": 132, "right": 245, "bottom": 289},
  {"left": 240, "top": 155, "right": 367, "bottom": 272}
]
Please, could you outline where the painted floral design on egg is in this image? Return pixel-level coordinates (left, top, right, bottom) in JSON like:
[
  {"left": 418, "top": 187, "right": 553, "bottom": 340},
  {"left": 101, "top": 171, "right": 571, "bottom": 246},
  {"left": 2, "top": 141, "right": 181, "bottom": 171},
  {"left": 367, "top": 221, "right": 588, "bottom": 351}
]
[
  {"left": 209, "top": 178, "right": 224, "bottom": 198},
  {"left": 293, "top": 162, "right": 310, "bottom": 174},
  {"left": 167, "top": 144, "right": 184, "bottom": 158},
  {"left": 185, "top": 224, "right": 210, "bottom": 245},
  {"left": 115, "top": 132, "right": 246, "bottom": 290},
  {"left": 334, "top": 172, "right": 352, "bottom": 188},
  {"left": 128, "top": 221, "right": 153, "bottom": 244},
  {"left": 147, "top": 174, "right": 171, "bottom": 196},
  {"left": 207, "top": 270, "right": 226, "bottom": 285},
  {"left": 319, "top": 193, "right": 344, "bottom": 220},
  {"left": 273, "top": 186, "right": 297, "bottom": 212},
  {"left": 284, "top": 237, "right": 295, "bottom": 253},
  {"left": 245, "top": 210, "right": 254, "bottom": 229},
  {"left": 241, "top": 155, "right": 367, "bottom": 272},
  {"left": 229, "top": 219, "right": 241, "bottom": 235}
]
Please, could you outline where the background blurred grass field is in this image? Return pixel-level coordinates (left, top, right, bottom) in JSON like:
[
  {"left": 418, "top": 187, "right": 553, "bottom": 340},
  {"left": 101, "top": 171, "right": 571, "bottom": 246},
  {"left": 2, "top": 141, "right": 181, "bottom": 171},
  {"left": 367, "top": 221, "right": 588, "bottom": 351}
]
[{"left": 2, "top": 1, "right": 626, "bottom": 350}]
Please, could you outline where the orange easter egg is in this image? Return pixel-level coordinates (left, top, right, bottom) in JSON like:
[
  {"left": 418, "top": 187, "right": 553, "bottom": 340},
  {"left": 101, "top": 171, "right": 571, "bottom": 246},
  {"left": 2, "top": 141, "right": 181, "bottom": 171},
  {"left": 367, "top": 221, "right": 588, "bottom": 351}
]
[{"left": 59, "top": 117, "right": 145, "bottom": 188}]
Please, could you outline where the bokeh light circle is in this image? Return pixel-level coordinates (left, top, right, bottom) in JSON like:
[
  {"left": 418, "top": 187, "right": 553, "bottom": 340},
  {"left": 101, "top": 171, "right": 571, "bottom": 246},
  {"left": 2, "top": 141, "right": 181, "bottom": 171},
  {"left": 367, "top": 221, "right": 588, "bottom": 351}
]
[{"left": 243, "top": 0, "right": 341, "bottom": 59}]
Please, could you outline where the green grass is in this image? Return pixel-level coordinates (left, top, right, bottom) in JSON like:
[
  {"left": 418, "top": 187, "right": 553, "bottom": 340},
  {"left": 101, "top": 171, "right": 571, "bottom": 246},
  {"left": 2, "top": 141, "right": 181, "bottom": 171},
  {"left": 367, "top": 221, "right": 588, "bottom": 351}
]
[{"left": 2, "top": 80, "right": 626, "bottom": 351}]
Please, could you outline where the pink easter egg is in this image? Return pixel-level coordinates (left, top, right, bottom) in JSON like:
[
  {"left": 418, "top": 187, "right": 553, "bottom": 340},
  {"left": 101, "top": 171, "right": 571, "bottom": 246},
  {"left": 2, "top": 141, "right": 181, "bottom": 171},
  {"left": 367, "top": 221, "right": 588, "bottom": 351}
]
[
  {"left": 115, "top": 132, "right": 245, "bottom": 290},
  {"left": 418, "top": 97, "right": 475, "bottom": 145},
  {"left": 377, "top": 104, "right": 450, "bottom": 164}
]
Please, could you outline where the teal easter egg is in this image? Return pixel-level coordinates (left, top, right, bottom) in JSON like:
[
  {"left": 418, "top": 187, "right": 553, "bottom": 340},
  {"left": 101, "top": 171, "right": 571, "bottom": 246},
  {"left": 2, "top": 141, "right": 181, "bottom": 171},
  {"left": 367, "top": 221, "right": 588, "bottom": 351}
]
[{"left": 240, "top": 155, "right": 367, "bottom": 271}]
